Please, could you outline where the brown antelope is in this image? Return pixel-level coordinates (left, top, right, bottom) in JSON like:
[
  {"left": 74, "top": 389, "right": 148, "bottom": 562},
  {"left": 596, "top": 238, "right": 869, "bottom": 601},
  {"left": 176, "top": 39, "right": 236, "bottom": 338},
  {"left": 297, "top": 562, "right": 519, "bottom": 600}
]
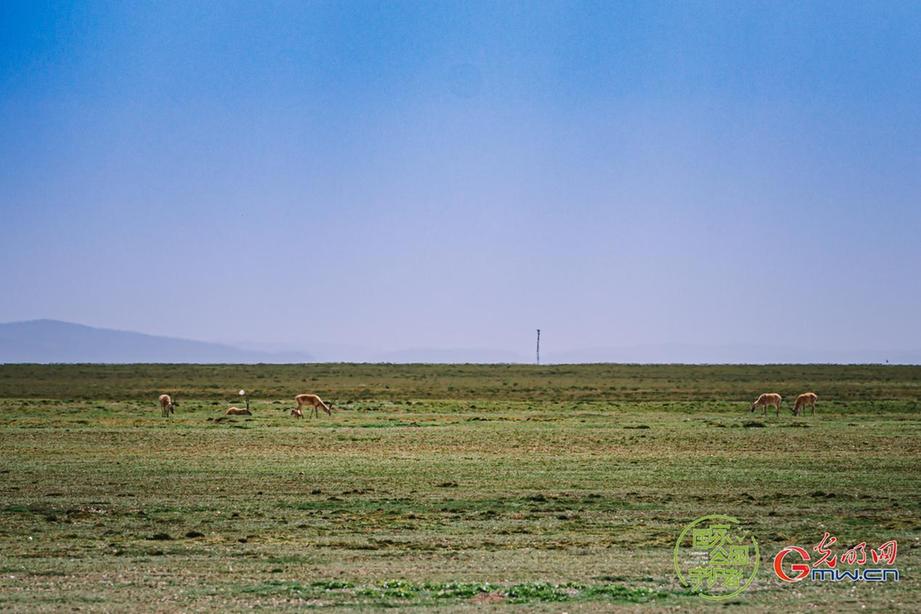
[
  {"left": 793, "top": 392, "right": 818, "bottom": 416},
  {"left": 750, "top": 393, "right": 783, "bottom": 417},
  {"left": 290, "top": 407, "right": 304, "bottom": 418},
  {"left": 293, "top": 393, "right": 332, "bottom": 419},
  {"left": 225, "top": 406, "right": 252, "bottom": 416},
  {"left": 158, "top": 394, "right": 177, "bottom": 417}
]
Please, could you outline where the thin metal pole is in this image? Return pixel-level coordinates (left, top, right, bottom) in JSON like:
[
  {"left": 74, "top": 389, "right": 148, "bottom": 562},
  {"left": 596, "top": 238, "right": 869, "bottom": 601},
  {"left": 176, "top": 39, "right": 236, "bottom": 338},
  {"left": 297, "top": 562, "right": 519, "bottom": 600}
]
[{"left": 536, "top": 329, "right": 541, "bottom": 365}]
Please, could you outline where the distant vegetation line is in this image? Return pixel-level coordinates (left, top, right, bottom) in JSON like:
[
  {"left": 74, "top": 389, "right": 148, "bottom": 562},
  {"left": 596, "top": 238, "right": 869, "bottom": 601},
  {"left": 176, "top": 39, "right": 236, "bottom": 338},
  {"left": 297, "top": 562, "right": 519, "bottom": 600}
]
[{"left": 1, "top": 363, "right": 920, "bottom": 401}]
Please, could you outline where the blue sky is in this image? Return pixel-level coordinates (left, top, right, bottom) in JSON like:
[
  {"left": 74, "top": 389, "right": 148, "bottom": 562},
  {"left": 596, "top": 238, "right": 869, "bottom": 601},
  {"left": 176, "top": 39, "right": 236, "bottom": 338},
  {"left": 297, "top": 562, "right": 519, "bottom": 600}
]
[{"left": 2, "top": 1, "right": 920, "bottom": 358}]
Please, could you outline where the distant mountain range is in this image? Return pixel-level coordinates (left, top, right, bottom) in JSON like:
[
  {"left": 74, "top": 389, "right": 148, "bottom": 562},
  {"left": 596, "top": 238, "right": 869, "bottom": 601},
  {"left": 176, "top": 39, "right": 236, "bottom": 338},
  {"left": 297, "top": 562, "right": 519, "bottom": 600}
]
[
  {"left": 0, "top": 320, "right": 312, "bottom": 363},
  {"left": 1, "top": 319, "right": 918, "bottom": 364}
]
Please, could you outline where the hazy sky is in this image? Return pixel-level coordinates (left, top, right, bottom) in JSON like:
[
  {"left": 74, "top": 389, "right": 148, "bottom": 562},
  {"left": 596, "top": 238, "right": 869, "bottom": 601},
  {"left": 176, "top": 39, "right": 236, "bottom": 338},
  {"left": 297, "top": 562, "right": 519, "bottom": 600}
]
[{"left": 2, "top": 1, "right": 921, "bottom": 356}]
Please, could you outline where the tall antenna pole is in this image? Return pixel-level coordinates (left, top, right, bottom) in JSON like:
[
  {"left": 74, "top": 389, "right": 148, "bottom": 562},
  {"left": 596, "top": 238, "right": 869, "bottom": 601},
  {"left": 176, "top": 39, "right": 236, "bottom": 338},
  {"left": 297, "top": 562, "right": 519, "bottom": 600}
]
[{"left": 536, "top": 329, "right": 541, "bottom": 365}]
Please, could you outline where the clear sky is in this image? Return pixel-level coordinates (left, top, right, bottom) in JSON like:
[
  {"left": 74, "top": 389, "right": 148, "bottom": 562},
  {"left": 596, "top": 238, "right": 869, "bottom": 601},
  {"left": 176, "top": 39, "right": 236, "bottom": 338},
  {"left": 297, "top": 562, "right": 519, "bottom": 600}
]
[{"left": 2, "top": 1, "right": 920, "bottom": 359}]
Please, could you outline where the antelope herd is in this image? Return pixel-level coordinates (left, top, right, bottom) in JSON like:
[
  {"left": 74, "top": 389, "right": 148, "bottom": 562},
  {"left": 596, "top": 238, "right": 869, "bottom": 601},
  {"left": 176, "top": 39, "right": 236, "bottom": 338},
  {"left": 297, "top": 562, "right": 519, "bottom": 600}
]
[
  {"left": 156, "top": 393, "right": 334, "bottom": 419},
  {"left": 158, "top": 390, "right": 818, "bottom": 419},
  {"left": 750, "top": 392, "right": 819, "bottom": 416}
]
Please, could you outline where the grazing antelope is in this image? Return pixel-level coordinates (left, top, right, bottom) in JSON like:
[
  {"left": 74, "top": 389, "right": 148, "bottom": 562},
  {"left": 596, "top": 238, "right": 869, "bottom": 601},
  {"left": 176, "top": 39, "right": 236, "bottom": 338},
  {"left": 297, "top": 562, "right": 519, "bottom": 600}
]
[
  {"left": 293, "top": 393, "right": 332, "bottom": 419},
  {"left": 158, "top": 394, "right": 177, "bottom": 417},
  {"left": 793, "top": 392, "right": 818, "bottom": 416},
  {"left": 290, "top": 407, "right": 304, "bottom": 418},
  {"left": 750, "top": 393, "right": 783, "bottom": 417},
  {"left": 225, "top": 406, "right": 252, "bottom": 416}
]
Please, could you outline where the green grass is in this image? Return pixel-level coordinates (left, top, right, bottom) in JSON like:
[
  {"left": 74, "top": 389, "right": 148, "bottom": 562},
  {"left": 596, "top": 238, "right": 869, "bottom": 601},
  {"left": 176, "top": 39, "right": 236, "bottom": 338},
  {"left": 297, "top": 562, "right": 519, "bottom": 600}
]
[
  {"left": 0, "top": 364, "right": 919, "bottom": 611},
  {"left": 3, "top": 362, "right": 921, "bottom": 401}
]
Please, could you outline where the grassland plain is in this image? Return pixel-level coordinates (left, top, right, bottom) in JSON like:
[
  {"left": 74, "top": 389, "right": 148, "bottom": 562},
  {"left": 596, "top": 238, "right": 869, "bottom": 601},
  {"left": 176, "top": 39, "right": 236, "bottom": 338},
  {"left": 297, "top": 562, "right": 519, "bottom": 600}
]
[{"left": 0, "top": 364, "right": 919, "bottom": 612}]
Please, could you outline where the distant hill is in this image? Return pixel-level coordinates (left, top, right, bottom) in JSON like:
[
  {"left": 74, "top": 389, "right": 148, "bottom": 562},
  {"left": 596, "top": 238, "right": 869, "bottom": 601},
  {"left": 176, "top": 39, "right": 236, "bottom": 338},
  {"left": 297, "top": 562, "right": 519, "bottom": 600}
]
[
  {"left": 0, "top": 320, "right": 312, "bottom": 364},
  {"left": 3, "top": 320, "right": 916, "bottom": 365}
]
